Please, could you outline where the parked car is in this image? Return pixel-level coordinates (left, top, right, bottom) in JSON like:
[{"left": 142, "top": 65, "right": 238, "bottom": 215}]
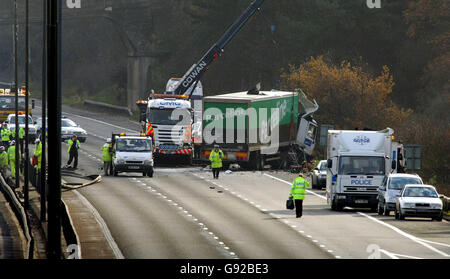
[
  {"left": 311, "top": 160, "right": 327, "bottom": 189},
  {"left": 5, "top": 113, "right": 37, "bottom": 141},
  {"left": 395, "top": 184, "right": 443, "bottom": 221},
  {"left": 378, "top": 173, "right": 423, "bottom": 216},
  {"left": 34, "top": 116, "right": 88, "bottom": 142}
]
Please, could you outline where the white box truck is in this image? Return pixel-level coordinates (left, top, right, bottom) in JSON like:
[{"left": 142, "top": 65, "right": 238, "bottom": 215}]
[{"left": 326, "top": 128, "right": 394, "bottom": 211}]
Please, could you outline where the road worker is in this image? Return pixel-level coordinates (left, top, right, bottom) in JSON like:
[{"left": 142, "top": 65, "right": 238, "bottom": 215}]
[
  {"left": 66, "top": 134, "right": 80, "bottom": 169},
  {"left": 33, "top": 138, "right": 42, "bottom": 192},
  {"left": 209, "top": 144, "right": 224, "bottom": 179},
  {"left": 102, "top": 138, "right": 113, "bottom": 176},
  {"left": 8, "top": 140, "right": 20, "bottom": 179},
  {"left": 289, "top": 170, "right": 309, "bottom": 218},
  {"left": 146, "top": 122, "right": 154, "bottom": 140},
  {"left": 1, "top": 123, "right": 11, "bottom": 149},
  {"left": 12, "top": 126, "right": 25, "bottom": 154},
  {"left": 0, "top": 146, "right": 8, "bottom": 174}
]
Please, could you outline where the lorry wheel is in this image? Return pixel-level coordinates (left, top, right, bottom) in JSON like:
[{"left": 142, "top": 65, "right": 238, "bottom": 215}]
[
  {"left": 434, "top": 214, "right": 443, "bottom": 222},
  {"left": 258, "top": 155, "right": 265, "bottom": 171},
  {"left": 331, "top": 198, "right": 342, "bottom": 211}
]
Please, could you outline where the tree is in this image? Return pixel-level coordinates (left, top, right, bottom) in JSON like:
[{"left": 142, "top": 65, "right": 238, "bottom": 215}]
[{"left": 281, "top": 56, "right": 411, "bottom": 130}]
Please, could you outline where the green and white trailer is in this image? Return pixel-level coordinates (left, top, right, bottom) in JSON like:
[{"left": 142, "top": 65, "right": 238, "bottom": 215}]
[{"left": 201, "top": 90, "right": 318, "bottom": 169}]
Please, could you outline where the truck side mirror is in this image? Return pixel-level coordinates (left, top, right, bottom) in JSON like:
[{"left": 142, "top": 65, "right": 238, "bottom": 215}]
[
  {"left": 31, "top": 99, "right": 35, "bottom": 109},
  {"left": 391, "top": 160, "right": 396, "bottom": 170},
  {"left": 327, "top": 159, "right": 332, "bottom": 168},
  {"left": 139, "top": 112, "right": 146, "bottom": 122}
]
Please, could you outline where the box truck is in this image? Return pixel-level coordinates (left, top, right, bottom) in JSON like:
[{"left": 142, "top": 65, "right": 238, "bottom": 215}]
[
  {"left": 326, "top": 128, "right": 395, "bottom": 211},
  {"left": 201, "top": 89, "right": 318, "bottom": 170}
]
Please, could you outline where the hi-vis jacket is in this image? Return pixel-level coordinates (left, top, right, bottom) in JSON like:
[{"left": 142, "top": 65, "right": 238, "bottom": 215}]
[
  {"left": 289, "top": 176, "right": 309, "bottom": 200},
  {"left": 209, "top": 149, "right": 224, "bottom": 169}
]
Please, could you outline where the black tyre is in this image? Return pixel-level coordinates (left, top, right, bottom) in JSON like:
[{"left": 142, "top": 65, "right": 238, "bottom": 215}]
[
  {"left": 147, "top": 167, "right": 154, "bottom": 177},
  {"left": 377, "top": 203, "right": 384, "bottom": 215},
  {"left": 394, "top": 208, "right": 399, "bottom": 219},
  {"left": 434, "top": 214, "right": 443, "bottom": 222},
  {"left": 383, "top": 204, "right": 390, "bottom": 216},
  {"left": 398, "top": 207, "right": 405, "bottom": 220}
]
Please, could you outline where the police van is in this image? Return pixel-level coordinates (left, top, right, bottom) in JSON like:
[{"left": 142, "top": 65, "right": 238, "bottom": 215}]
[
  {"left": 111, "top": 133, "right": 154, "bottom": 177},
  {"left": 326, "top": 128, "right": 395, "bottom": 211}
]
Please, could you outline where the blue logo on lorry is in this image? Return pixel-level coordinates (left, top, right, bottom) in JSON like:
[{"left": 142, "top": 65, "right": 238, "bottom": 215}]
[{"left": 353, "top": 136, "right": 370, "bottom": 145}]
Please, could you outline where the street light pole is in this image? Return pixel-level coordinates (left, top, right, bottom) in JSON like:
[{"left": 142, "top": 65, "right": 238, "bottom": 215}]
[
  {"left": 24, "top": 0, "right": 30, "bottom": 210},
  {"left": 46, "top": 0, "right": 62, "bottom": 259},
  {"left": 41, "top": 0, "right": 47, "bottom": 223},
  {"left": 13, "top": 0, "right": 19, "bottom": 190}
]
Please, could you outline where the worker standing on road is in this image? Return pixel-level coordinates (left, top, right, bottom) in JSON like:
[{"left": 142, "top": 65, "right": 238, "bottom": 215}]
[
  {"left": 66, "top": 134, "right": 80, "bottom": 169},
  {"left": 13, "top": 126, "right": 25, "bottom": 155},
  {"left": 102, "top": 138, "right": 113, "bottom": 176},
  {"left": 8, "top": 140, "right": 20, "bottom": 179},
  {"left": 289, "top": 170, "right": 309, "bottom": 218},
  {"left": 0, "top": 146, "right": 8, "bottom": 174},
  {"left": 33, "top": 138, "right": 42, "bottom": 192},
  {"left": 146, "top": 122, "right": 154, "bottom": 140},
  {"left": 1, "top": 124, "right": 11, "bottom": 149},
  {"left": 209, "top": 144, "right": 224, "bottom": 179}
]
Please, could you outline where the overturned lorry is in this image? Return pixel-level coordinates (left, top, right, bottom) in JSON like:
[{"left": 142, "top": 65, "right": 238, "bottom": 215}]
[{"left": 201, "top": 89, "right": 319, "bottom": 170}]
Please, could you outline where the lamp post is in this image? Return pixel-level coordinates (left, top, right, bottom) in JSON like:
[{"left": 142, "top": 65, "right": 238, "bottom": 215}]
[
  {"left": 23, "top": 0, "right": 30, "bottom": 210},
  {"left": 13, "top": 0, "right": 19, "bottom": 190},
  {"left": 46, "top": 0, "right": 62, "bottom": 259}
]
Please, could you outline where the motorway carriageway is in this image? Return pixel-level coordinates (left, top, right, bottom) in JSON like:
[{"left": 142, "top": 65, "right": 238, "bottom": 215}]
[{"left": 34, "top": 103, "right": 450, "bottom": 259}]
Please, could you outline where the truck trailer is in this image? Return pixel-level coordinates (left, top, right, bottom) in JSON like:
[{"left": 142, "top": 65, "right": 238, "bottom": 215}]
[
  {"left": 201, "top": 89, "right": 318, "bottom": 170},
  {"left": 326, "top": 128, "right": 395, "bottom": 211}
]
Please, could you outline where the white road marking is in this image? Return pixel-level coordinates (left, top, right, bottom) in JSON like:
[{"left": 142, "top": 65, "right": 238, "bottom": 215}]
[
  {"left": 73, "top": 190, "right": 124, "bottom": 259},
  {"left": 264, "top": 173, "right": 450, "bottom": 258},
  {"left": 130, "top": 178, "right": 238, "bottom": 259},
  {"left": 192, "top": 172, "right": 336, "bottom": 258}
]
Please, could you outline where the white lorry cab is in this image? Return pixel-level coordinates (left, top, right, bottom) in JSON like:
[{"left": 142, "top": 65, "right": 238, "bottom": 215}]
[
  {"left": 111, "top": 133, "right": 154, "bottom": 177},
  {"left": 326, "top": 128, "right": 394, "bottom": 211},
  {"left": 146, "top": 97, "right": 193, "bottom": 160}
]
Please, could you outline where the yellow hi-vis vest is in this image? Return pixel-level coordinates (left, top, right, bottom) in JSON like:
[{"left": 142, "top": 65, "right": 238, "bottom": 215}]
[
  {"left": 209, "top": 149, "right": 224, "bottom": 169},
  {"left": 102, "top": 143, "right": 112, "bottom": 162},
  {"left": 289, "top": 176, "right": 309, "bottom": 200}
]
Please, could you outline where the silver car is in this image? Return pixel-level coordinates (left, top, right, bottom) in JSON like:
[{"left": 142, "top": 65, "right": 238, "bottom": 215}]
[
  {"left": 378, "top": 173, "right": 423, "bottom": 216},
  {"left": 311, "top": 160, "right": 327, "bottom": 189},
  {"left": 395, "top": 184, "right": 443, "bottom": 221},
  {"left": 35, "top": 117, "right": 88, "bottom": 142}
]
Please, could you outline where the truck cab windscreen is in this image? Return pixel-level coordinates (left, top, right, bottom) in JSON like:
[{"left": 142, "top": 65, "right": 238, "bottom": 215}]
[
  {"left": 148, "top": 108, "right": 191, "bottom": 125},
  {"left": 116, "top": 139, "right": 152, "bottom": 152},
  {"left": 338, "top": 156, "right": 385, "bottom": 175}
]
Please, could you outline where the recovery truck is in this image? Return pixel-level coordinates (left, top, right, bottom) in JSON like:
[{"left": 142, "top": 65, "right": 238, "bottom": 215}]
[
  {"left": 326, "top": 128, "right": 396, "bottom": 211},
  {"left": 136, "top": 0, "right": 265, "bottom": 163},
  {"left": 201, "top": 89, "right": 319, "bottom": 170}
]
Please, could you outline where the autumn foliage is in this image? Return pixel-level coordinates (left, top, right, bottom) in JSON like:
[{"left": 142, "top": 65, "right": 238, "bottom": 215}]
[{"left": 281, "top": 56, "right": 412, "bottom": 130}]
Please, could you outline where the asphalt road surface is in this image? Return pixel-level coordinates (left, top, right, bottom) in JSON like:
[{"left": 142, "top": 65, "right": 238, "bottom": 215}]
[{"left": 33, "top": 101, "right": 450, "bottom": 259}]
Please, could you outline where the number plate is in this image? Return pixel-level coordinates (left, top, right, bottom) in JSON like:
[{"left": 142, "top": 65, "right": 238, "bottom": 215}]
[
  {"left": 160, "top": 145, "right": 178, "bottom": 150},
  {"left": 355, "top": 199, "right": 368, "bottom": 204},
  {"left": 128, "top": 166, "right": 140, "bottom": 169}
]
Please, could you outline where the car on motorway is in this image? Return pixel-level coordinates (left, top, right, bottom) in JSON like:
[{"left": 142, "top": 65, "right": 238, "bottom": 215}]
[
  {"left": 311, "top": 160, "right": 327, "bottom": 189},
  {"left": 34, "top": 116, "right": 88, "bottom": 142},
  {"left": 4, "top": 113, "right": 37, "bottom": 141},
  {"left": 377, "top": 173, "right": 423, "bottom": 216},
  {"left": 395, "top": 184, "right": 443, "bottom": 221}
]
